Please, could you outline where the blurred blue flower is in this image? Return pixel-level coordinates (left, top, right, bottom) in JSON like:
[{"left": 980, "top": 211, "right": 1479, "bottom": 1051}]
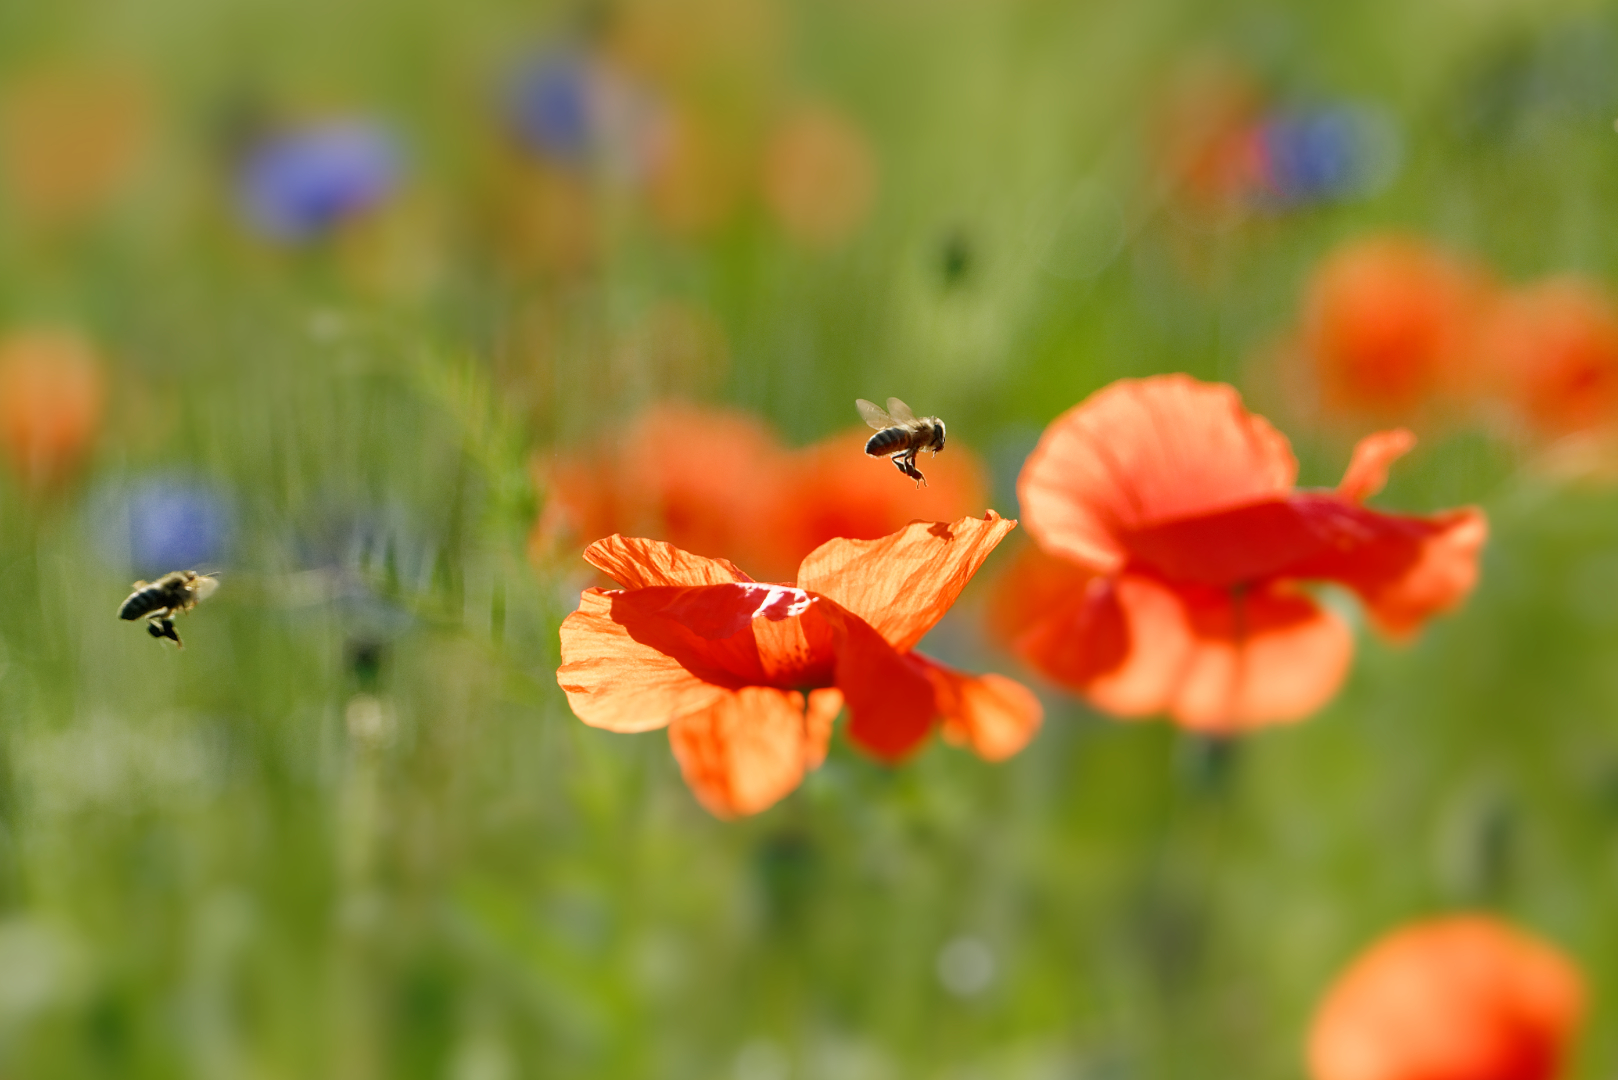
[
  {"left": 1258, "top": 105, "right": 1401, "bottom": 206},
  {"left": 503, "top": 52, "right": 595, "bottom": 162},
  {"left": 237, "top": 121, "right": 401, "bottom": 241},
  {"left": 91, "top": 476, "right": 233, "bottom": 576}
]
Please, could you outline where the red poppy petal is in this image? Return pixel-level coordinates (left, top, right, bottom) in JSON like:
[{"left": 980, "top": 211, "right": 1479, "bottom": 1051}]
[
  {"left": 1008, "top": 574, "right": 1353, "bottom": 729},
  {"left": 667, "top": 686, "right": 828, "bottom": 817},
  {"left": 804, "top": 688, "right": 843, "bottom": 769},
  {"left": 1337, "top": 507, "right": 1488, "bottom": 638},
  {"left": 1338, "top": 428, "right": 1417, "bottom": 503},
  {"left": 819, "top": 601, "right": 937, "bottom": 762},
  {"left": 918, "top": 656, "right": 1043, "bottom": 761},
  {"left": 1019, "top": 375, "right": 1296, "bottom": 573},
  {"left": 1125, "top": 495, "right": 1487, "bottom": 635},
  {"left": 583, "top": 534, "right": 752, "bottom": 589},
  {"left": 606, "top": 584, "right": 838, "bottom": 689},
  {"left": 1167, "top": 584, "right": 1354, "bottom": 732},
  {"left": 1072, "top": 574, "right": 1197, "bottom": 717},
  {"left": 991, "top": 545, "right": 1132, "bottom": 692},
  {"left": 797, "top": 512, "right": 1016, "bottom": 652},
  {"left": 557, "top": 588, "right": 731, "bottom": 732}
]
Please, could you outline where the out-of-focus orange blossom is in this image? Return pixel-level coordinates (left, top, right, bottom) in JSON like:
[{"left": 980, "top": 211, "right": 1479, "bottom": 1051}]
[
  {"left": 0, "top": 329, "right": 106, "bottom": 488},
  {"left": 1308, "top": 916, "right": 1584, "bottom": 1080},
  {"left": 762, "top": 103, "right": 878, "bottom": 250},
  {"left": 644, "top": 104, "right": 748, "bottom": 238},
  {"left": 490, "top": 159, "right": 601, "bottom": 277},
  {"left": 1150, "top": 55, "right": 1266, "bottom": 220},
  {"left": 773, "top": 429, "right": 985, "bottom": 572},
  {"left": 531, "top": 403, "right": 988, "bottom": 581},
  {"left": 1301, "top": 235, "right": 1494, "bottom": 422},
  {"left": 605, "top": 0, "right": 783, "bottom": 93},
  {"left": 1479, "top": 277, "right": 1618, "bottom": 440},
  {"left": 0, "top": 65, "right": 153, "bottom": 228}
]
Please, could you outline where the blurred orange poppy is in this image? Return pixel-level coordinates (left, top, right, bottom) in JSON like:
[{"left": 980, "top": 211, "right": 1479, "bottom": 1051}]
[
  {"left": 1479, "top": 277, "right": 1618, "bottom": 440},
  {"left": 1308, "top": 916, "right": 1584, "bottom": 1080},
  {"left": 761, "top": 104, "right": 877, "bottom": 250},
  {"left": 1151, "top": 55, "right": 1267, "bottom": 220},
  {"left": 557, "top": 514, "right": 1041, "bottom": 816},
  {"left": 532, "top": 403, "right": 787, "bottom": 569},
  {"left": 0, "top": 65, "right": 152, "bottom": 228},
  {"left": 0, "top": 329, "right": 105, "bottom": 488},
  {"left": 991, "top": 375, "right": 1485, "bottom": 732},
  {"left": 531, "top": 404, "right": 988, "bottom": 581},
  {"left": 1301, "top": 236, "right": 1493, "bottom": 421}
]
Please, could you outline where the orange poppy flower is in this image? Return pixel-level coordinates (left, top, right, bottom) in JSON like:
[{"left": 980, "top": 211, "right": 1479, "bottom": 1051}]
[
  {"left": 557, "top": 513, "right": 1041, "bottom": 816},
  {"left": 530, "top": 404, "right": 987, "bottom": 581},
  {"left": 532, "top": 403, "right": 787, "bottom": 568},
  {"left": 0, "top": 329, "right": 105, "bottom": 488},
  {"left": 1301, "top": 236, "right": 1493, "bottom": 421},
  {"left": 761, "top": 103, "right": 878, "bottom": 251},
  {"left": 992, "top": 375, "right": 1485, "bottom": 732},
  {"left": 0, "top": 65, "right": 152, "bottom": 228},
  {"left": 1479, "top": 277, "right": 1618, "bottom": 440},
  {"left": 1308, "top": 916, "right": 1584, "bottom": 1080}
]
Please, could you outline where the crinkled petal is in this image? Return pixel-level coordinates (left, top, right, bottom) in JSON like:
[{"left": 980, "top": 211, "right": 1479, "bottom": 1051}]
[
  {"left": 667, "top": 686, "right": 829, "bottom": 817},
  {"left": 803, "top": 688, "right": 843, "bottom": 769},
  {"left": 1338, "top": 428, "right": 1417, "bottom": 502},
  {"left": 583, "top": 534, "right": 751, "bottom": 589},
  {"left": 1019, "top": 375, "right": 1296, "bottom": 573},
  {"left": 1083, "top": 574, "right": 1198, "bottom": 717},
  {"left": 557, "top": 588, "right": 731, "bottom": 732},
  {"left": 618, "top": 583, "right": 812, "bottom": 639},
  {"left": 1167, "top": 583, "right": 1355, "bottom": 733},
  {"left": 1002, "top": 572, "right": 1353, "bottom": 731},
  {"left": 1324, "top": 507, "right": 1488, "bottom": 638},
  {"left": 607, "top": 585, "right": 834, "bottom": 689},
  {"left": 1124, "top": 495, "right": 1487, "bottom": 637},
  {"left": 988, "top": 544, "right": 1130, "bottom": 691},
  {"left": 797, "top": 512, "right": 1016, "bottom": 652},
  {"left": 917, "top": 656, "right": 1043, "bottom": 761},
  {"left": 819, "top": 600, "right": 937, "bottom": 762}
]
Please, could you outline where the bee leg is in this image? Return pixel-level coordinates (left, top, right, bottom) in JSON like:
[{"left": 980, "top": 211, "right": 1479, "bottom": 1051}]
[
  {"left": 148, "top": 617, "right": 182, "bottom": 647},
  {"left": 893, "top": 452, "right": 926, "bottom": 487}
]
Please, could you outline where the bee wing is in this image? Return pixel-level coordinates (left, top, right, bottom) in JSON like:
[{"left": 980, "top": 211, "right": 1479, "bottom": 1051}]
[
  {"left": 886, "top": 397, "right": 917, "bottom": 423},
  {"left": 855, "top": 398, "right": 893, "bottom": 430}
]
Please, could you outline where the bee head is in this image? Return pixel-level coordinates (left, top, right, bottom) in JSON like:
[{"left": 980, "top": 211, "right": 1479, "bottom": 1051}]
[{"left": 929, "top": 419, "right": 946, "bottom": 454}]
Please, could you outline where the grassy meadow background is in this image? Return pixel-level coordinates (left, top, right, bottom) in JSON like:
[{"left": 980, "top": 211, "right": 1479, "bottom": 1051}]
[{"left": 1, "top": 0, "right": 1617, "bottom": 1076}]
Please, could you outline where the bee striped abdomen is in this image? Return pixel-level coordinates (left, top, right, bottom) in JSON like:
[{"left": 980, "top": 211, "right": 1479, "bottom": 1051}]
[
  {"left": 119, "top": 583, "right": 171, "bottom": 621},
  {"left": 865, "top": 428, "right": 909, "bottom": 456}
]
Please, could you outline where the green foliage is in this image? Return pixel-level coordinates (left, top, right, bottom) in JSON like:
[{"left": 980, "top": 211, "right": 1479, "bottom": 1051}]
[{"left": 0, "top": 0, "right": 1616, "bottom": 1076}]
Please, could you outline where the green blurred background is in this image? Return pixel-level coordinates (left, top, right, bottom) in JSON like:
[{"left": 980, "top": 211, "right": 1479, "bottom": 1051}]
[{"left": 1, "top": 0, "right": 1616, "bottom": 1075}]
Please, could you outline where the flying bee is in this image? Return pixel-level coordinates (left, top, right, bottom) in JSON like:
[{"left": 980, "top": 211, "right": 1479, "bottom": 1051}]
[
  {"left": 118, "top": 570, "right": 218, "bottom": 648},
  {"left": 856, "top": 397, "right": 946, "bottom": 486}
]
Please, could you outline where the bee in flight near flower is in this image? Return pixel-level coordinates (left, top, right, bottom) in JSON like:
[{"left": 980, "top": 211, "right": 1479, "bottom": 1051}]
[
  {"left": 856, "top": 397, "right": 946, "bottom": 486},
  {"left": 118, "top": 570, "right": 218, "bottom": 648}
]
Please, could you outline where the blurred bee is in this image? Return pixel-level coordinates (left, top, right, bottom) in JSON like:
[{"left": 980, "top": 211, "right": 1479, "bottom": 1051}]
[
  {"left": 119, "top": 570, "right": 218, "bottom": 648},
  {"left": 856, "top": 397, "right": 946, "bottom": 486}
]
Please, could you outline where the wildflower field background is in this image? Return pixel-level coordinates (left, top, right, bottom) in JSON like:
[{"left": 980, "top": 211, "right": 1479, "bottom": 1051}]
[{"left": 2, "top": 0, "right": 1618, "bottom": 1076}]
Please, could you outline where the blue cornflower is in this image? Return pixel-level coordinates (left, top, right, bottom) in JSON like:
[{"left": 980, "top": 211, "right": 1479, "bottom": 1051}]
[
  {"left": 237, "top": 120, "right": 401, "bottom": 241},
  {"left": 502, "top": 52, "right": 595, "bottom": 162},
  {"left": 1259, "top": 105, "right": 1400, "bottom": 206}
]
